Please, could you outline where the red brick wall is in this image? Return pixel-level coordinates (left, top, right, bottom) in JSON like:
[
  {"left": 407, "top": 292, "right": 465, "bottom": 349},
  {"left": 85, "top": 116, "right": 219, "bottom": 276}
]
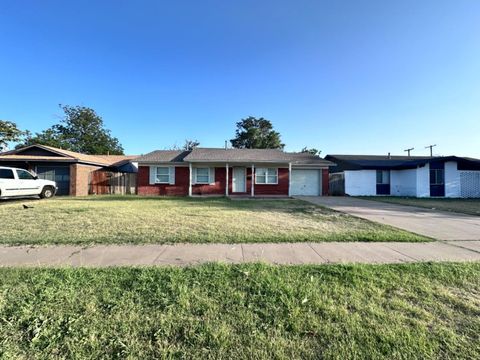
[
  {"left": 137, "top": 166, "right": 189, "bottom": 196},
  {"left": 192, "top": 167, "right": 226, "bottom": 195},
  {"left": 322, "top": 168, "right": 329, "bottom": 196},
  {"left": 137, "top": 165, "right": 291, "bottom": 196},
  {"left": 253, "top": 168, "right": 289, "bottom": 196}
]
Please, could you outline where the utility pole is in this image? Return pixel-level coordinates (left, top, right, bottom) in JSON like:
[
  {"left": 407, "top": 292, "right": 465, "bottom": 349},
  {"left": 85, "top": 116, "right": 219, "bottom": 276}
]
[
  {"left": 425, "top": 144, "right": 437, "bottom": 157},
  {"left": 404, "top": 147, "right": 414, "bottom": 157}
]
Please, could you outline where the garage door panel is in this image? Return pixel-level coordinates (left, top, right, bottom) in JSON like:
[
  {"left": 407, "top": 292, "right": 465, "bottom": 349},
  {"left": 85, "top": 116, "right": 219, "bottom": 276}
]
[
  {"left": 36, "top": 166, "right": 70, "bottom": 195},
  {"left": 291, "top": 170, "right": 321, "bottom": 196}
]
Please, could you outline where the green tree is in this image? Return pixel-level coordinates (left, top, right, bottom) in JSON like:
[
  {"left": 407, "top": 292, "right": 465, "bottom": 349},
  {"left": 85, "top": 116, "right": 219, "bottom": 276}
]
[
  {"left": 0, "top": 120, "right": 24, "bottom": 151},
  {"left": 18, "top": 105, "right": 124, "bottom": 155},
  {"left": 301, "top": 147, "right": 321, "bottom": 156},
  {"left": 230, "top": 116, "right": 284, "bottom": 149}
]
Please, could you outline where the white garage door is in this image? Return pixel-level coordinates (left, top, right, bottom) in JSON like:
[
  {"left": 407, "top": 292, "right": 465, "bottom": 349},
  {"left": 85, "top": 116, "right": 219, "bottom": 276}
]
[{"left": 291, "top": 169, "right": 321, "bottom": 196}]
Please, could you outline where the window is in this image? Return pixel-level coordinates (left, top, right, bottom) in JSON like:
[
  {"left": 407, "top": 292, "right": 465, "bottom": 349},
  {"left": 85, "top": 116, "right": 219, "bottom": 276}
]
[
  {"left": 430, "top": 169, "right": 444, "bottom": 185},
  {"left": 16, "top": 169, "right": 35, "bottom": 180},
  {"left": 156, "top": 167, "right": 170, "bottom": 183},
  {"left": 196, "top": 168, "right": 210, "bottom": 183},
  {"left": 256, "top": 168, "right": 278, "bottom": 184},
  {"left": 376, "top": 170, "right": 390, "bottom": 184},
  {"left": 0, "top": 169, "right": 14, "bottom": 179}
]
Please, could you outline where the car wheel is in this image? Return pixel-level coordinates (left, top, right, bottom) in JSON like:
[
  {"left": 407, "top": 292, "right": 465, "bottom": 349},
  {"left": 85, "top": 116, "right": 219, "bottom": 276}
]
[{"left": 40, "top": 186, "right": 55, "bottom": 199}]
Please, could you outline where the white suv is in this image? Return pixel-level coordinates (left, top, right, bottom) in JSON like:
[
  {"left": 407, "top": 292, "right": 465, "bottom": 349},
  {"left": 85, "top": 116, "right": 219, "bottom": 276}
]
[{"left": 0, "top": 166, "right": 57, "bottom": 199}]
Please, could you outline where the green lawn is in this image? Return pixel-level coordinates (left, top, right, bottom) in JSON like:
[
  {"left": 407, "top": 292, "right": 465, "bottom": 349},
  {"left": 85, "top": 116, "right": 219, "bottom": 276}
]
[
  {"left": 0, "top": 196, "right": 428, "bottom": 245},
  {"left": 0, "top": 263, "right": 479, "bottom": 359},
  {"left": 362, "top": 197, "right": 480, "bottom": 216}
]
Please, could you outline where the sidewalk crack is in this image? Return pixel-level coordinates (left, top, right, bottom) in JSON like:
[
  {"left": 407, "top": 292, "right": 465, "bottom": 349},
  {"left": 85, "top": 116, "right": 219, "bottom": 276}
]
[{"left": 307, "top": 243, "right": 328, "bottom": 263}]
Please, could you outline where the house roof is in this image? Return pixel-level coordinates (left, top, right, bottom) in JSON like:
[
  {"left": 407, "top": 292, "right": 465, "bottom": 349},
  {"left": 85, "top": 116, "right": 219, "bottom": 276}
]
[
  {"left": 134, "top": 150, "right": 190, "bottom": 163},
  {"left": 136, "top": 148, "right": 334, "bottom": 166},
  {"left": 325, "top": 154, "right": 480, "bottom": 171},
  {"left": 0, "top": 144, "right": 136, "bottom": 167}
]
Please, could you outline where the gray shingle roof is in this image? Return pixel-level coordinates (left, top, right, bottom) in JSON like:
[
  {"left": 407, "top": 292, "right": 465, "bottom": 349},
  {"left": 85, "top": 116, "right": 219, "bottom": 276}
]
[
  {"left": 135, "top": 150, "right": 190, "bottom": 163},
  {"left": 135, "top": 148, "right": 333, "bottom": 165},
  {"left": 184, "top": 148, "right": 290, "bottom": 162}
]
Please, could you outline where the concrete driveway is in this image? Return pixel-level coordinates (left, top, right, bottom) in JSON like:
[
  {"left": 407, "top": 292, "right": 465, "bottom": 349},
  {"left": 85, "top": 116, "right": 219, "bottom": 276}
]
[{"left": 295, "top": 196, "right": 480, "bottom": 241}]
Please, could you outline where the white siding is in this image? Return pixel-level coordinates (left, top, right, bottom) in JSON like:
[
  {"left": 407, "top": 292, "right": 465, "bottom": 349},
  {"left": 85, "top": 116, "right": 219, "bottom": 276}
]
[
  {"left": 445, "top": 161, "right": 460, "bottom": 198},
  {"left": 391, "top": 169, "right": 417, "bottom": 196},
  {"left": 344, "top": 170, "right": 376, "bottom": 196},
  {"left": 416, "top": 164, "right": 430, "bottom": 197}
]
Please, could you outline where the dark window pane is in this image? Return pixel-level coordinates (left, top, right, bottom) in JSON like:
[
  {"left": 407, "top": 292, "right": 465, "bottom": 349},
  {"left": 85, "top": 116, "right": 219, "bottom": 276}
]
[
  {"left": 437, "top": 170, "right": 444, "bottom": 184},
  {"left": 16, "top": 169, "right": 35, "bottom": 180},
  {"left": 376, "top": 170, "right": 382, "bottom": 184},
  {"left": 0, "top": 169, "right": 14, "bottom": 179},
  {"left": 383, "top": 171, "right": 390, "bottom": 184}
]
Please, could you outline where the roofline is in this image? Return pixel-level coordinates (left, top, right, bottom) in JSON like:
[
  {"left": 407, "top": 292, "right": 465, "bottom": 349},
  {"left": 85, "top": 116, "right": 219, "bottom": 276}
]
[
  {"left": 0, "top": 157, "right": 111, "bottom": 167},
  {"left": 4, "top": 144, "right": 72, "bottom": 157}
]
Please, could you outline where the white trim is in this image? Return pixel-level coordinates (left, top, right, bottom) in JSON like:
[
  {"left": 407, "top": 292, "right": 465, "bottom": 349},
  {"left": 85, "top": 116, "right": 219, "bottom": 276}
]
[
  {"left": 288, "top": 162, "right": 292, "bottom": 196},
  {"left": 149, "top": 166, "right": 156, "bottom": 185},
  {"left": 255, "top": 167, "right": 279, "bottom": 185},
  {"left": 188, "top": 163, "right": 192, "bottom": 196},
  {"left": 169, "top": 166, "right": 175, "bottom": 185},
  {"left": 225, "top": 163, "right": 229, "bottom": 196},
  {"left": 209, "top": 167, "right": 215, "bottom": 185},
  {"left": 251, "top": 164, "right": 254, "bottom": 196}
]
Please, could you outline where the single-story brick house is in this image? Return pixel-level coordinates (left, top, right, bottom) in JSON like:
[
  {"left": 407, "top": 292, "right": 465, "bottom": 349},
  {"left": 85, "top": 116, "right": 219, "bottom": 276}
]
[
  {"left": 325, "top": 154, "right": 480, "bottom": 198},
  {"left": 136, "top": 148, "right": 334, "bottom": 197},
  {"left": 0, "top": 144, "right": 137, "bottom": 196}
]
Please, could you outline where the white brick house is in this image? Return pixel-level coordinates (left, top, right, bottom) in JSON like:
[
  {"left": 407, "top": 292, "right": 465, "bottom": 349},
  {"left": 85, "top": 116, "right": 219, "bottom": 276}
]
[{"left": 325, "top": 155, "right": 480, "bottom": 198}]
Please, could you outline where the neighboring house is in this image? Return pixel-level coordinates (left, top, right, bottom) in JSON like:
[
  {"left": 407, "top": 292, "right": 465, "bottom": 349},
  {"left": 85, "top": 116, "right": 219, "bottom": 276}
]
[
  {"left": 135, "top": 148, "right": 334, "bottom": 197},
  {"left": 325, "top": 154, "right": 480, "bottom": 198},
  {"left": 0, "top": 144, "right": 137, "bottom": 196}
]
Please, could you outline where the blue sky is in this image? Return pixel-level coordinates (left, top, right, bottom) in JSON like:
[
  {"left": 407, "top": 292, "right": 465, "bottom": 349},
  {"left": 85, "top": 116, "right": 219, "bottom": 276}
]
[{"left": 1, "top": 0, "right": 479, "bottom": 157}]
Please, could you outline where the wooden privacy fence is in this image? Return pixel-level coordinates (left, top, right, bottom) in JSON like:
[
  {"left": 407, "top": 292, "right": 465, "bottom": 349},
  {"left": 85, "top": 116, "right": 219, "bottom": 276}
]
[
  {"left": 329, "top": 173, "right": 345, "bottom": 196},
  {"left": 89, "top": 170, "right": 137, "bottom": 195}
]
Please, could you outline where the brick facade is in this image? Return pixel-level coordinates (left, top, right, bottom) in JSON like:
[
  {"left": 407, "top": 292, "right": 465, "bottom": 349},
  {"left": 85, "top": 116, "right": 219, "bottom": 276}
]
[
  {"left": 137, "top": 166, "right": 189, "bottom": 196},
  {"left": 253, "top": 168, "right": 289, "bottom": 196},
  {"left": 322, "top": 168, "right": 329, "bottom": 196},
  {"left": 69, "top": 163, "right": 102, "bottom": 196},
  {"left": 138, "top": 165, "right": 330, "bottom": 197}
]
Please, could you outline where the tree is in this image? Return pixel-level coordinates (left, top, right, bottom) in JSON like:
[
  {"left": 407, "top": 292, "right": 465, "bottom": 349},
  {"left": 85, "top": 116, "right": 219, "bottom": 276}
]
[
  {"left": 182, "top": 139, "right": 200, "bottom": 151},
  {"left": 18, "top": 105, "right": 124, "bottom": 155},
  {"left": 230, "top": 116, "right": 284, "bottom": 149},
  {"left": 169, "top": 139, "right": 200, "bottom": 151},
  {"left": 0, "top": 120, "right": 24, "bottom": 151},
  {"left": 301, "top": 147, "right": 321, "bottom": 156}
]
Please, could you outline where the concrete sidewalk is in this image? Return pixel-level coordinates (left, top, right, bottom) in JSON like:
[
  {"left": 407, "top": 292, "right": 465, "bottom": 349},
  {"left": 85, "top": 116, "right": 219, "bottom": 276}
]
[
  {"left": 0, "top": 241, "right": 479, "bottom": 267},
  {"left": 296, "top": 196, "right": 480, "bottom": 241}
]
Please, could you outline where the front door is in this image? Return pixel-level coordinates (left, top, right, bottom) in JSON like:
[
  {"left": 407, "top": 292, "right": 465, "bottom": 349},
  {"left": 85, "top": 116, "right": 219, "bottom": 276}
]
[
  {"left": 430, "top": 162, "right": 445, "bottom": 197},
  {"left": 232, "top": 167, "right": 246, "bottom": 193}
]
